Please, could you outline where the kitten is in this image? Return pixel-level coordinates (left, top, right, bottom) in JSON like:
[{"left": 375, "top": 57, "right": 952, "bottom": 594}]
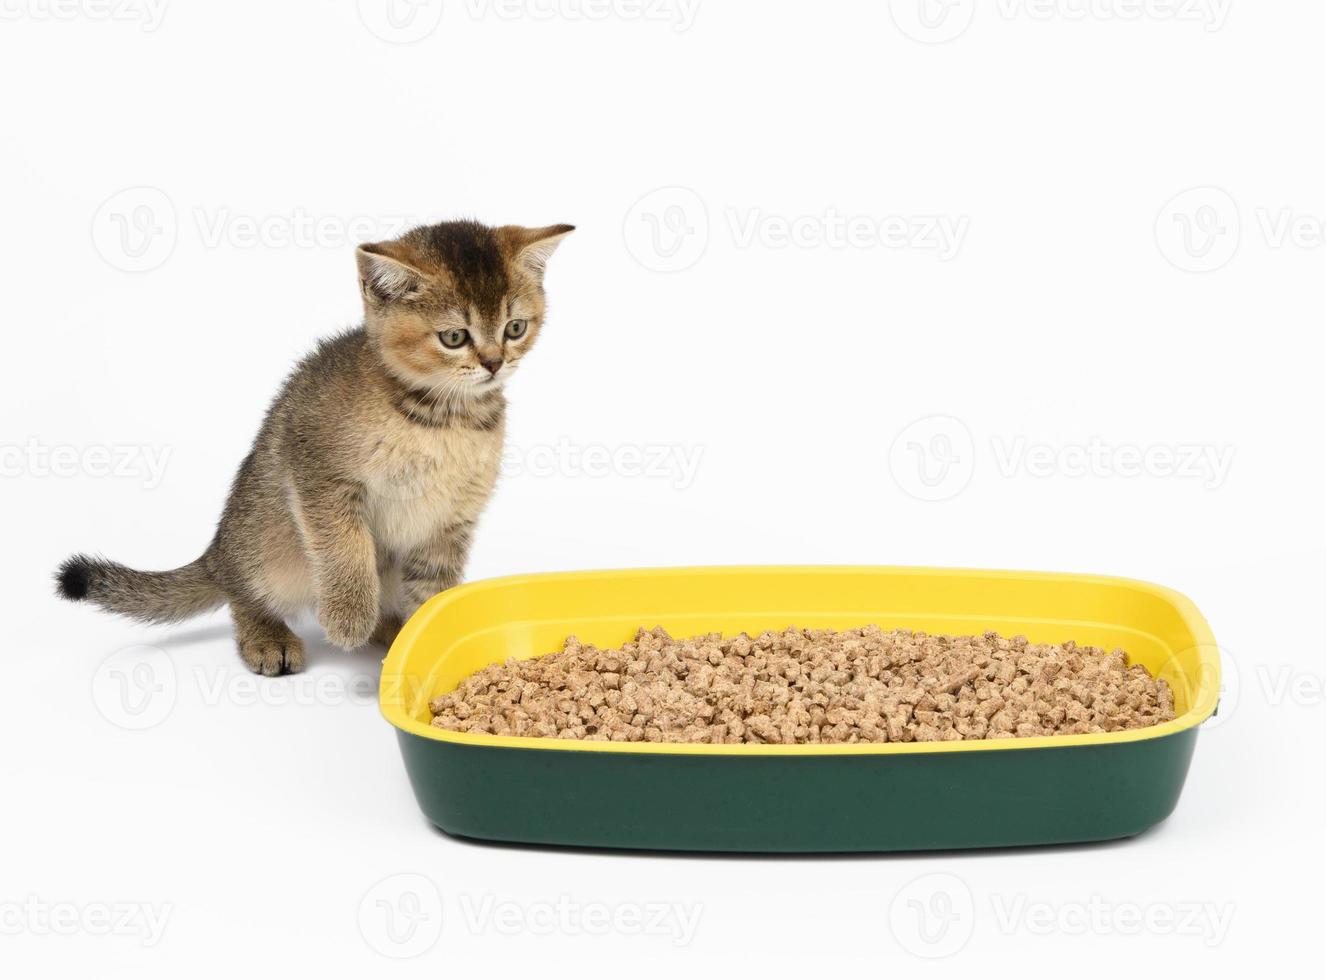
[{"left": 56, "top": 219, "right": 572, "bottom": 675}]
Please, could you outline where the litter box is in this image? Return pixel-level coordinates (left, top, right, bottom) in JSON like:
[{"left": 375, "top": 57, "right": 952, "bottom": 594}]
[{"left": 378, "top": 566, "right": 1219, "bottom": 852}]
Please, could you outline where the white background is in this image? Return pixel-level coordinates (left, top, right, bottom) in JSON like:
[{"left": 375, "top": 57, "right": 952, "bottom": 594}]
[{"left": 2, "top": 0, "right": 1322, "bottom": 974}]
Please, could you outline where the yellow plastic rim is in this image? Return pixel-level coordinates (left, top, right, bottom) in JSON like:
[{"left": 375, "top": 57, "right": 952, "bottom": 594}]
[{"left": 378, "top": 566, "right": 1221, "bottom": 756}]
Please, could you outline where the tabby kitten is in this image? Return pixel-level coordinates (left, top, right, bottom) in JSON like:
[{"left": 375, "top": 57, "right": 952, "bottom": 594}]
[{"left": 57, "top": 219, "right": 572, "bottom": 674}]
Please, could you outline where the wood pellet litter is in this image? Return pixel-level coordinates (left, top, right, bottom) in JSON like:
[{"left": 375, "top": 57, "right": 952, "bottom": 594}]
[{"left": 429, "top": 626, "right": 1176, "bottom": 744}]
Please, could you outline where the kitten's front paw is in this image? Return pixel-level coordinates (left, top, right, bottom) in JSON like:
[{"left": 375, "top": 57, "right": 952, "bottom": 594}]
[
  {"left": 318, "top": 594, "right": 379, "bottom": 650},
  {"left": 321, "top": 613, "right": 377, "bottom": 650}
]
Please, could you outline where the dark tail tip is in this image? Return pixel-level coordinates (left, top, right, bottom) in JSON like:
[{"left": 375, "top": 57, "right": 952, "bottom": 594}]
[{"left": 56, "top": 555, "right": 95, "bottom": 601}]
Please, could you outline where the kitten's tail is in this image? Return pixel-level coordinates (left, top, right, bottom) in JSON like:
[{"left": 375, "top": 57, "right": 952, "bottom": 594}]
[{"left": 55, "top": 553, "right": 225, "bottom": 624}]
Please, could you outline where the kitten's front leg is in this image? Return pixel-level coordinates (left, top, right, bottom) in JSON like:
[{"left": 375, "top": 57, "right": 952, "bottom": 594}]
[
  {"left": 293, "top": 477, "right": 380, "bottom": 650},
  {"left": 399, "top": 519, "right": 474, "bottom": 618}
]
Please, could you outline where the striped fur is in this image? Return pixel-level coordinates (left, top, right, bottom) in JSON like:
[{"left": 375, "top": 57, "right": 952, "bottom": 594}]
[{"left": 56, "top": 219, "right": 571, "bottom": 675}]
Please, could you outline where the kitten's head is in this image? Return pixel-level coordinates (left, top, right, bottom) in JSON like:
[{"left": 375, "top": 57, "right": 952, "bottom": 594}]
[{"left": 356, "top": 219, "right": 573, "bottom": 396}]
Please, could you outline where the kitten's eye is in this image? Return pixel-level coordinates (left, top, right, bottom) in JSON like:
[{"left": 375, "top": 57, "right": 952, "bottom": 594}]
[
  {"left": 438, "top": 328, "right": 470, "bottom": 349},
  {"left": 504, "top": 319, "right": 529, "bottom": 340}
]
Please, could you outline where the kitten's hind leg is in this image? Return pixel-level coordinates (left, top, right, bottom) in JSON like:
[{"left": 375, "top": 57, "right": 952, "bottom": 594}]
[{"left": 231, "top": 600, "right": 306, "bottom": 676}]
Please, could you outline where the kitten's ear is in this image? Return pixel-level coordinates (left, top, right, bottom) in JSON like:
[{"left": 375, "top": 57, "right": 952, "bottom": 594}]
[
  {"left": 501, "top": 224, "right": 575, "bottom": 279},
  {"left": 356, "top": 243, "right": 427, "bottom": 304}
]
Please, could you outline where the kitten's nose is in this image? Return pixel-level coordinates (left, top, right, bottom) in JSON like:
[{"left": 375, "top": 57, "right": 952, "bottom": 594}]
[{"left": 480, "top": 357, "right": 503, "bottom": 376}]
